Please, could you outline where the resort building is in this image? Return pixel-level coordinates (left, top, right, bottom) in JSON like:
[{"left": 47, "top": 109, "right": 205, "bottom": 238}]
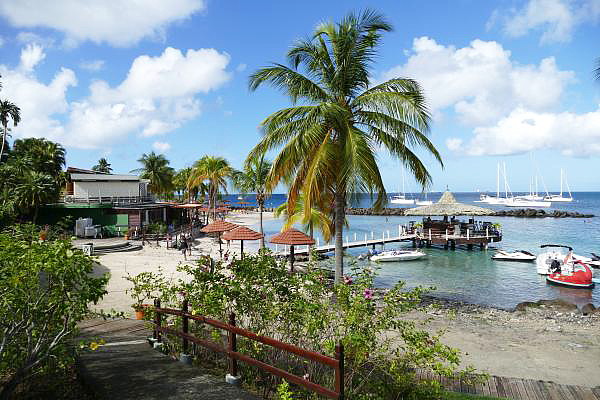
[{"left": 39, "top": 167, "right": 175, "bottom": 236}]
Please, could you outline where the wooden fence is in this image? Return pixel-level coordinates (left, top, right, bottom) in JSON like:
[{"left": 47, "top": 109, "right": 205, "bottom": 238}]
[{"left": 153, "top": 299, "right": 345, "bottom": 399}]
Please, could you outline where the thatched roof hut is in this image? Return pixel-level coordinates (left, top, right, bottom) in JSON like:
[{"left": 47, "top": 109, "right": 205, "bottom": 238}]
[{"left": 404, "top": 191, "right": 494, "bottom": 216}]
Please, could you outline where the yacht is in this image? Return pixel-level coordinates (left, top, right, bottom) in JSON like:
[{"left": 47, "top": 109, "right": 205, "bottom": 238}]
[
  {"left": 415, "top": 191, "right": 433, "bottom": 206},
  {"left": 543, "top": 169, "right": 573, "bottom": 202},
  {"left": 476, "top": 162, "right": 510, "bottom": 205},
  {"left": 390, "top": 169, "right": 415, "bottom": 205}
]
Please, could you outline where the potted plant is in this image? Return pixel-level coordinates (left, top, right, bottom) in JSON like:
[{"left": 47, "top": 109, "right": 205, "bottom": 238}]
[
  {"left": 124, "top": 269, "right": 166, "bottom": 319},
  {"left": 124, "top": 228, "right": 130, "bottom": 240}
]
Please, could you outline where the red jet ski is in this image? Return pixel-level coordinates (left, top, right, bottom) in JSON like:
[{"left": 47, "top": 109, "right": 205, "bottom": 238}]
[{"left": 540, "top": 245, "right": 595, "bottom": 289}]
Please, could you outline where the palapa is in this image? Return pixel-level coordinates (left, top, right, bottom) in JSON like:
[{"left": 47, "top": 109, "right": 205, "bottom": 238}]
[
  {"left": 270, "top": 229, "right": 315, "bottom": 272},
  {"left": 222, "top": 226, "right": 264, "bottom": 259},
  {"left": 200, "top": 220, "right": 238, "bottom": 257},
  {"left": 404, "top": 191, "right": 494, "bottom": 216}
]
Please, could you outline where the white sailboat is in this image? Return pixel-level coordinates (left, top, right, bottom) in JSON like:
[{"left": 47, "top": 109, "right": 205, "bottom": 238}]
[
  {"left": 390, "top": 169, "right": 415, "bottom": 205},
  {"left": 416, "top": 191, "right": 433, "bottom": 206},
  {"left": 543, "top": 169, "right": 573, "bottom": 202},
  {"left": 520, "top": 176, "right": 544, "bottom": 201},
  {"left": 477, "top": 162, "right": 509, "bottom": 205}
]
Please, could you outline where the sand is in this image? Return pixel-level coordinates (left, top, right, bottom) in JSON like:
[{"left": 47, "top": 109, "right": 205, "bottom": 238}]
[{"left": 90, "top": 210, "right": 600, "bottom": 388}]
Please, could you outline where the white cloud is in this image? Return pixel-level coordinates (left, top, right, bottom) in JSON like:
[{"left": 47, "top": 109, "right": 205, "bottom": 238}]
[
  {"left": 454, "top": 107, "right": 600, "bottom": 156},
  {"left": 0, "top": 45, "right": 231, "bottom": 149},
  {"left": 498, "top": 0, "right": 600, "bottom": 44},
  {"left": 19, "top": 43, "right": 45, "bottom": 71},
  {"left": 152, "top": 141, "right": 171, "bottom": 153},
  {"left": 80, "top": 60, "right": 105, "bottom": 72},
  {"left": 236, "top": 63, "right": 247, "bottom": 72},
  {"left": 383, "top": 37, "right": 574, "bottom": 126},
  {"left": 0, "top": 0, "right": 205, "bottom": 47},
  {"left": 16, "top": 31, "right": 55, "bottom": 47}
]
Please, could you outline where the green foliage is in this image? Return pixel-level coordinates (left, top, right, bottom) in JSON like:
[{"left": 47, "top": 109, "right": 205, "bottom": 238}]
[
  {"left": 92, "top": 157, "right": 112, "bottom": 173},
  {"left": 189, "top": 155, "right": 235, "bottom": 215},
  {"left": 124, "top": 267, "right": 169, "bottom": 309},
  {"left": 147, "top": 222, "right": 167, "bottom": 235},
  {"left": 0, "top": 225, "right": 108, "bottom": 398},
  {"left": 144, "top": 253, "right": 478, "bottom": 399},
  {"left": 131, "top": 151, "right": 175, "bottom": 197},
  {"left": 276, "top": 380, "right": 294, "bottom": 400}
]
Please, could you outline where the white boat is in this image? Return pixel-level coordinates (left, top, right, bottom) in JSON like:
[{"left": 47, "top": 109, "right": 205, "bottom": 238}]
[
  {"left": 371, "top": 250, "right": 426, "bottom": 262},
  {"left": 492, "top": 250, "right": 536, "bottom": 262},
  {"left": 544, "top": 169, "right": 573, "bottom": 202},
  {"left": 476, "top": 163, "right": 511, "bottom": 205},
  {"left": 504, "top": 197, "right": 551, "bottom": 208},
  {"left": 536, "top": 246, "right": 592, "bottom": 275},
  {"left": 416, "top": 191, "right": 433, "bottom": 206},
  {"left": 390, "top": 168, "right": 415, "bottom": 205}
]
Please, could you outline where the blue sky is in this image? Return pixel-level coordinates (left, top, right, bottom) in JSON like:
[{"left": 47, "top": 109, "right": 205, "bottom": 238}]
[{"left": 0, "top": 0, "right": 599, "bottom": 193}]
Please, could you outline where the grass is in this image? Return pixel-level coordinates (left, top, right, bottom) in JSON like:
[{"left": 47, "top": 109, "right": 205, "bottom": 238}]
[{"left": 445, "top": 391, "right": 506, "bottom": 400}]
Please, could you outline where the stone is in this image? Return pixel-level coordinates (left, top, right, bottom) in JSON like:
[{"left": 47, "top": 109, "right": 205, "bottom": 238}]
[{"left": 580, "top": 303, "right": 596, "bottom": 315}]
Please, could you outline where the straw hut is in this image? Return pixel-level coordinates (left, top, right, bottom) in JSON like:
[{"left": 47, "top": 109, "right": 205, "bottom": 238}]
[
  {"left": 222, "top": 226, "right": 264, "bottom": 259},
  {"left": 269, "top": 229, "right": 315, "bottom": 272},
  {"left": 405, "top": 191, "right": 494, "bottom": 216},
  {"left": 200, "top": 220, "right": 238, "bottom": 257}
]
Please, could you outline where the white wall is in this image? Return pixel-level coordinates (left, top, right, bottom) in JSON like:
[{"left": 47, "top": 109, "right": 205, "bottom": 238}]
[{"left": 73, "top": 181, "right": 142, "bottom": 198}]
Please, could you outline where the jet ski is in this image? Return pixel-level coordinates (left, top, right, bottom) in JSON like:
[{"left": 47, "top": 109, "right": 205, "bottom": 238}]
[
  {"left": 492, "top": 250, "right": 536, "bottom": 262},
  {"left": 536, "top": 244, "right": 594, "bottom": 289}
]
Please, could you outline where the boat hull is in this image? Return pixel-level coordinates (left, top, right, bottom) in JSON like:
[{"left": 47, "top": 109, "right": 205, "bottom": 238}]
[
  {"left": 371, "top": 251, "right": 426, "bottom": 262},
  {"left": 390, "top": 198, "right": 414, "bottom": 204},
  {"left": 492, "top": 255, "right": 536, "bottom": 262},
  {"left": 546, "top": 276, "right": 594, "bottom": 288}
]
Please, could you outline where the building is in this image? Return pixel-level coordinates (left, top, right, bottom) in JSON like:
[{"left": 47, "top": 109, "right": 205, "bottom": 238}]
[{"left": 39, "top": 167, "right": 178, "bottom": 236}]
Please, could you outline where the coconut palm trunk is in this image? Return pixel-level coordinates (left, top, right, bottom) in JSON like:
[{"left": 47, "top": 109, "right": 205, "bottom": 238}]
[
  {"left": 334, "top": 190, "right": 345, "bottom": 282},
  {"left": 258, "top": 201, "right": 265, "bottom": 248},
  {"left": 0, "top": 123, "right": 7, "bottom": 162}
]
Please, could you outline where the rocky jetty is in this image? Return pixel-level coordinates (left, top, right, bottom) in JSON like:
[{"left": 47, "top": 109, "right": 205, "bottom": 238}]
[
  {"left": 344, "top": 207, "right": 593, "bottom": 218},
  {"left": 493, "top": 208, "right": 594, "bottom": 218}
]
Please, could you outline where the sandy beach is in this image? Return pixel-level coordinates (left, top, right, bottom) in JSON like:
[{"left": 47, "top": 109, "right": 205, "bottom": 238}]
[{"left": 90, "top": 210, "right": 600, "bottom": 388}]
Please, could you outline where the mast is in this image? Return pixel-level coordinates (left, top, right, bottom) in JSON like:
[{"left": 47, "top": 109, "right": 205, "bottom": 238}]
[
  {"left": 559, "top": 168, "right": 563, "bottom": 197},
  {"left": 496, "top": 163, "right": 500, "bottom": 198}
]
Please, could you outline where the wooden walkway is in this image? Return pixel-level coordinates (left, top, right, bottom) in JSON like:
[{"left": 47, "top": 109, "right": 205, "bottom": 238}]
[
  {"left": 278, "top": 233, "right": 417, "bottom": 256},
  {"left": 416, "top": 369, "right": 600, "bottom": 400},
  {"left": 77, "top": 319, "right": 599, "bottom": 400}
]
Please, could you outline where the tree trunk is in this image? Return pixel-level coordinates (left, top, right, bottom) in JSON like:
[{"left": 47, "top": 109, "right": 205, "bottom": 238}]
[
  {"left": 0, "top": 123, "right": 7, "bottom": 163},
  {"left": 334, "top": 190, "right": 345, "bottom": 284},
  {"left": 33, "top": 206, "right": 39, "bottom": 225},
  {"left": 258, "top": 200, "right": 264, "bottom": 249},
  {"left": 309, "top": 224, "right": 314, "bottom": 262}
]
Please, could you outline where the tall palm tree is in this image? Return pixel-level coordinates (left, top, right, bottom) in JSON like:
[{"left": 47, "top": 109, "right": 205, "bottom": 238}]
[
  {"left": 595, "top": 58, "right": 600, "bottom": 82},
  {"left": 232, "top": 156, "right": 272, "bottom": 247},
  {"left": 0, "top": 100, "right": 21, "bottom": 162},
  {"left": 131, "top": 152, "right": 174, "bottom": 198},
  {"left": 11, "top": 138, "right": 66, "bottom": 179},
  {"left": 92, "top": 158, "right": 112, "bottom": 173},
  {"left": 15, "top": 171, "right": 55, "bottom": 223},
  {"left": 274, "top": 193, "right": 334, "bottom": 242},
  {"left": 188, "top": 156, "right": 234, "bottom": 220},
  {"left": 247, "top": 10, "right": 442, "bottom": 282}
]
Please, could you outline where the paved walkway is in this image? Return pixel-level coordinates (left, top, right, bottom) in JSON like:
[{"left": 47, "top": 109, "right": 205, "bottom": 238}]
[{"left": 77, "top": 318, "right": 259, "bottom": 400}]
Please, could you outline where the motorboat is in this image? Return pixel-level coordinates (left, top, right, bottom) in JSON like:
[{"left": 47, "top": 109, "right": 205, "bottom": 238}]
[
  {"left": 491, "top": 250, "right": 536, "bottom": 262},
  {"left": 370, "top": 249, "right": 426, "bottom": 262},
  {"left": 535, "top": 244, "right": 594, "bottom": 288}
]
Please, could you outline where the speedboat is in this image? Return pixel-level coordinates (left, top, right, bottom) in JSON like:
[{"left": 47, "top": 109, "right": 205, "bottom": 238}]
[
  {"left": 535, "top": 244, "right": 594, "bottom": 289},
  {"left": 492, "top": 250, "right": 536, "bottom": 262},
  {"left": 370, "top": 249, "right": 426, "bottom": 262}
]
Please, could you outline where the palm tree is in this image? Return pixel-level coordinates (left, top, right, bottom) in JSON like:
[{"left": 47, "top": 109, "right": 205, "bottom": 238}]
[
  {"left": 188, "top": 156, "right": 234, "bottom": 220},
  {"left": 595, "top": 58, "right": 600, "bottom": 82},
  {"left": 92, "top": 158, "right": 112, "bottom": 173},
  {"left": 11, "top": 138, "right": 66, "bottom": 179},
  {"left": 131, "top": 152, "right": 174, "bottom": 198},
  {"left": 274, "top": 193, "right": 334, "bottom": 242},
  {"left": 232, "top": 156, "right": 272, "bottom": 247},
  {"left": 15, "top": 171, "right": 55, "bottom": 223},
  {"left": 0, "top": 100, "right": 21, "bottom": 162},
  {"left": 246, "top": 10, "right": 442, "bottom": 282}
]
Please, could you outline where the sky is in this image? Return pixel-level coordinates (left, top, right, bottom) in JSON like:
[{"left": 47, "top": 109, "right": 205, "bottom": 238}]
[{"left": 0, "top": 0, "right": 599, "bottom": 193}]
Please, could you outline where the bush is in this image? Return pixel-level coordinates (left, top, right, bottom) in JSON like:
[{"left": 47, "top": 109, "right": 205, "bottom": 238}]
[
  {"left": 0, "top": 224, "right": 108, "bottom": 399},
  {"left": 142, "top": 252, "right": 478, "bottom": 399}
]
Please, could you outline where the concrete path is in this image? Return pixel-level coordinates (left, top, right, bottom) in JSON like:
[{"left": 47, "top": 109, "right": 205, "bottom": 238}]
[{"left": 77, "top": 318, "right": 260, "bottom": 400}]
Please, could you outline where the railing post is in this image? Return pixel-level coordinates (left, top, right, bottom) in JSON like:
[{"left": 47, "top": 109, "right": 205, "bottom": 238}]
[
  {"left": 182, "top": 299, "right": 189, "bottom": 353},
  {"left": 154, "top": 298, "right": 162, "bottom": 343},
  {"left": 335, "top": 342, "right": 345, "bottom": 400},
  {"left": 226, "top": 313, "right": 240, "bottom": 384}
]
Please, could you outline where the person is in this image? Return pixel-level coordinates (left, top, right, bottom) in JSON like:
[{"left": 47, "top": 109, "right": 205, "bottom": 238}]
[
  {"left": 187, "top": 234, "right": 192, "bottom": 256},
  {"left": 180, "top": 237, "right": 188, "bottom": 260}
]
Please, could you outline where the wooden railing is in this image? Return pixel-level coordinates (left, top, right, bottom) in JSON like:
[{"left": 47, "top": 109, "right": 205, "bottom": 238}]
[{"left": 153, "top": 299, "right": 345, "bottom": 399}]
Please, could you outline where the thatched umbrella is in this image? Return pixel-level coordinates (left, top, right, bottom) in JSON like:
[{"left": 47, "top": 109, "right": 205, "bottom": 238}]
[
  {"left": 222, "top": 226, "right": 264, "bottom": 259},
  {"left": 269, "top": 229, "right": 315, "bottom": 272},
  {"left": 200, "top": 220, "right": 238, "bottom": 257},
  {"left": 405, "top": 191, "right": 494, "bottom": 216}
]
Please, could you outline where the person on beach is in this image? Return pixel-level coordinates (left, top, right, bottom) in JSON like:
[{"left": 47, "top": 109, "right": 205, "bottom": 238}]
[
  {"left": 187, "top": 234, "right": 192, "bottom": 256},
  {"left": 180, "top": 237, "right": 188, "bottom": 260}
]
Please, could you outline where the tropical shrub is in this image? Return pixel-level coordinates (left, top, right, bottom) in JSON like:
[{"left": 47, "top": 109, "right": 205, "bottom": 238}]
[
  {"left": 142, "top": 253, "right": 477, "bottom": 399},
  {"left": 0, "top": 225, "right": 108, "bottom": 398}
]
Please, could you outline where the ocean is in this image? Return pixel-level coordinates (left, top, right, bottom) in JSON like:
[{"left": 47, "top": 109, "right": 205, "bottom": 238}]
[{"left": 223, "top": 192, "right": 600, "bottom": 309}]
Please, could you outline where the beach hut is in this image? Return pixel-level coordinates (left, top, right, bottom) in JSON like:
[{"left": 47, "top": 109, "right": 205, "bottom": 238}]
[
  {"left": 405, "top": 191, "right": 494, "bottom": 216},
  {"left": 222, "top": 226, "right": 264, "bottom": 259},
  {"left": 269, "top": 228, "right": 316, "bottom": 272},
  {"left": 200, "top": 220, "right": 238, "bottom": 257}
]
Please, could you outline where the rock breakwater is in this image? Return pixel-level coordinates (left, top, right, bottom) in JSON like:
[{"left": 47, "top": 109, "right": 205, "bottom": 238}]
[{"left": 345, "top": 207, "right": 593, "bottom": 218}]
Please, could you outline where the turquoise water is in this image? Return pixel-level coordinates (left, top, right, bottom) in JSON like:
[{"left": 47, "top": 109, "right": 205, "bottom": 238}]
[{"left": 226, "top": 192, "right": 600, "bottom": 309}]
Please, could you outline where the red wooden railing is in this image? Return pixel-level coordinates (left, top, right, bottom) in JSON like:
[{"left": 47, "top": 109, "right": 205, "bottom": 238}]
[{"left": 153, "top": 299, "right": 345, "bottom": 399}]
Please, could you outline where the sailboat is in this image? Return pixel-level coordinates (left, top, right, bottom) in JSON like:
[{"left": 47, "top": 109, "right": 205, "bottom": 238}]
[
  {"left": 521, "top": 176, "right": 544, "bottom": 201},
  {"left": 415, "top": 191, "right": 433, "bottom": 206},
  {"left": 390, "top": 169, "right": 415, "bottom": 205},
  {"left": 477, "top": 163, "right": 509, "bottom": 205},
  {"left": 506, "top": 166, "right": 551, "bottom": 208},
  {"left": 543, "top": 169, "right": 573, "bottom": 202}
]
